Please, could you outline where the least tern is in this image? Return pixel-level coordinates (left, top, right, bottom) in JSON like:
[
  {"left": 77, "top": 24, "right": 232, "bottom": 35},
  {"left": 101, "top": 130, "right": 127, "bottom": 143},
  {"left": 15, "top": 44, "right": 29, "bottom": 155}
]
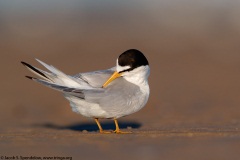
[{"left": 21, "top": 49, "right": 150, "bottom": 134}]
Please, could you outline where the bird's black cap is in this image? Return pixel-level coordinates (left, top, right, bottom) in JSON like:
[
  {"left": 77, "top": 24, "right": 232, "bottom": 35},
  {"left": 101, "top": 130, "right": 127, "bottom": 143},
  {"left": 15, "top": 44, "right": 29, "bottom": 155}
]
[{"left": 118, "top": 49, "right": 149, "bottom": 73}]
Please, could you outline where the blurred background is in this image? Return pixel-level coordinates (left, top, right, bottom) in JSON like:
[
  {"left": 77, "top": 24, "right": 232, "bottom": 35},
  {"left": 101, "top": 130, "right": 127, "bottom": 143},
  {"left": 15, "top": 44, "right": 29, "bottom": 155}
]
[{"left": 1, "top": 0, "right": 240, "bottom": 159}]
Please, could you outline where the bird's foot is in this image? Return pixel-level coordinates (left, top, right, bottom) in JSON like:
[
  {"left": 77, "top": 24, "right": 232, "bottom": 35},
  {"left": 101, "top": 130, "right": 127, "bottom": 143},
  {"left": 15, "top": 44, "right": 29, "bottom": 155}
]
[
  {"left": 99, "top": 130, "right": 112, "bottom": 134},
  {"left": 114, "top": 129, "right": 132, "bottom": 134}
]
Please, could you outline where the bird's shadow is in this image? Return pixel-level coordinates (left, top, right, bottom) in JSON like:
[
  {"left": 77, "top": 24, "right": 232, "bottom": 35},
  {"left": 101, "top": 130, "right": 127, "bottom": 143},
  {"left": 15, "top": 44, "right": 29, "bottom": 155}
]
[{"left": 34, "top": 120, "right": 142, "bottom": 132}]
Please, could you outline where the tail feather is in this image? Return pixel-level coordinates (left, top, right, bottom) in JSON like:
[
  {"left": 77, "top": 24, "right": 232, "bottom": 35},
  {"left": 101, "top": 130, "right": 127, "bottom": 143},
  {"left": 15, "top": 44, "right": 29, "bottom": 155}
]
[
  {"left": 35, "top": 59, "right": 87, "bottom": 87},
  {"left": 36, "top": 59, "right": 67, "bottom": 77},
  {"left": 21, "top": 59, "right": 101, "bottom": 99},
  {"left": 25, "top": 76, "right": 35, "bottom": 80},
  {"left": 21, "top": 61, "right": 52, "bottom": 82},
  {"left": 33, "top": 78, "right": 85, "bottom": 99},
  {"left": 21, "top": 59, "right": 87, "bottom": 88}
]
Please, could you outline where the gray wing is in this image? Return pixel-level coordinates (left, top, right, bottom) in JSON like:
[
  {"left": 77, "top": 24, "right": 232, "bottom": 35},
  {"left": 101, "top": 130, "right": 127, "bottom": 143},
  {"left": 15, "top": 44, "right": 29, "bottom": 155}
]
[
  {"left": 73, "top": 67, "right": 115, "bottom": 88},
  {"left": 33, "top": 73, "right": 141, "bottom": 118},
  {"left": 31, "top": 77, "right": 104, "bottom": 99},
  {"left": 84, "top": 78, "right": 142, "bottom": 114},
  {"left": 31, "top": 73, "right": 140, "bottom": 108}
]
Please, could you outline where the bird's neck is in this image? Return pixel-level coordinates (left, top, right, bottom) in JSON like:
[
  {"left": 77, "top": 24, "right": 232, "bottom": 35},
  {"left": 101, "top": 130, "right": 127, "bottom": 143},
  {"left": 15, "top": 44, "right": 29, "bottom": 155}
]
[{"left": 123, "top": 65, "right": 150, "bottom": 88}]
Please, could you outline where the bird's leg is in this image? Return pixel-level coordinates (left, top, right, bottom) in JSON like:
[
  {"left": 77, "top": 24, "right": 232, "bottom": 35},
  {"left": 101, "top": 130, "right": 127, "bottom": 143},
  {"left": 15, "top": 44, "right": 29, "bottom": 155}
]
[
  {"left": 113, "top": 119, "right": 132, "bottom": 134},
  {"left": 94, "top": 118, "right": 112, "bottom": 134}
]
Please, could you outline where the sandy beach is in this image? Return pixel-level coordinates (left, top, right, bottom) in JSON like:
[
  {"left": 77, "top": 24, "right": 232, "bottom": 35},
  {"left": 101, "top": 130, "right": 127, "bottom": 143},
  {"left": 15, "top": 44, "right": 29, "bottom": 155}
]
[{"left": 1, "top": 1, "right": 240, "bottom": 159}]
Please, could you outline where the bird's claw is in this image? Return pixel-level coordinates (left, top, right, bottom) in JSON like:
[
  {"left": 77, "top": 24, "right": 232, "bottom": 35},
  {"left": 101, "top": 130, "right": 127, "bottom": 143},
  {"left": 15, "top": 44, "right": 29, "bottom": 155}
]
[{"left": 114, "top": 130, "right": 132, "bottom": 134}]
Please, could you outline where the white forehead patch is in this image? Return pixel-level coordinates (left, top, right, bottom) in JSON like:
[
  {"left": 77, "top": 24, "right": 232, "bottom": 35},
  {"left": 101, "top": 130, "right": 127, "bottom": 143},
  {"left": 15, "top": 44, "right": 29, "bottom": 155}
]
[{"left": 116, "top": 59, "right": 131, "bottom": 72}]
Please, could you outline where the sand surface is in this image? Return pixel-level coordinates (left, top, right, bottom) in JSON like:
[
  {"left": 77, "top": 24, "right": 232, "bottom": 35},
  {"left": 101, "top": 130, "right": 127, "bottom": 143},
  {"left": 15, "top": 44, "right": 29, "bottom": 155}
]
[{"left": 1, "top": 1, "right": 240, "bottom": 159}]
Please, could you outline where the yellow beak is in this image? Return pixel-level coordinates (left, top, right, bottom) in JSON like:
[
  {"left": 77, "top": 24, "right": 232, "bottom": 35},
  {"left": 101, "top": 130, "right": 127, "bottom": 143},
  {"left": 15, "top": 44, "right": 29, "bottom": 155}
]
[{"left": 102, "top": 71, "right": 122, "bottom": 88}]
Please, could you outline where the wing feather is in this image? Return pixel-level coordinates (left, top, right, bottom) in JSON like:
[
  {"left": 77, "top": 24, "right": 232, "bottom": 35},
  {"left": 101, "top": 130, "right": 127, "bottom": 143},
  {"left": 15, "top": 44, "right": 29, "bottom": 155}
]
[{"left": 73, "top": 67, "right": 115, "bottom": 87}]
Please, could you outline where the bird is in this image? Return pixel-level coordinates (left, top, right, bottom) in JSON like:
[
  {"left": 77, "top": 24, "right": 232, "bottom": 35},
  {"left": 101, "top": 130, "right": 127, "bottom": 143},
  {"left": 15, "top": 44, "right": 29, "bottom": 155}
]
[{"left": 21, "top": 49, "right": 150, "bottom": 134}]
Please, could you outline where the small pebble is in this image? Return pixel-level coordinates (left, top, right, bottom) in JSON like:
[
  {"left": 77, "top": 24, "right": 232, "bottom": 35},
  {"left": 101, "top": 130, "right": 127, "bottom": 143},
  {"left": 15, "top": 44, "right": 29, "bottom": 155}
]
[
  {"left": 127, "top": 126, "right": 132, "bottom": 130},
  {"left": 82, "top": 130, "right": 88, "bottom": 133}
]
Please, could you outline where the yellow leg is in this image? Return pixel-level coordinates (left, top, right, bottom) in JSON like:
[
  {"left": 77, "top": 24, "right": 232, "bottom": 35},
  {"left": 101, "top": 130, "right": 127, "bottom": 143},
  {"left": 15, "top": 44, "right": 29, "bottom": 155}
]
[
  {"left": 94, "top": 118, "right": 112, "bottom": 134},
  {"left": 114, "top": 119, "right": 132, "bottom": 134}
]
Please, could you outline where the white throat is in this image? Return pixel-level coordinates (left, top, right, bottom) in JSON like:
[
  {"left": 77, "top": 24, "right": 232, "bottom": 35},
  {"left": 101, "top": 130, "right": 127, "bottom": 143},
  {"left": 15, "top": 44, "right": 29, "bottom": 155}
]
[{"left": 121, "top": 65, "right": 150, "bottom": 86}]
